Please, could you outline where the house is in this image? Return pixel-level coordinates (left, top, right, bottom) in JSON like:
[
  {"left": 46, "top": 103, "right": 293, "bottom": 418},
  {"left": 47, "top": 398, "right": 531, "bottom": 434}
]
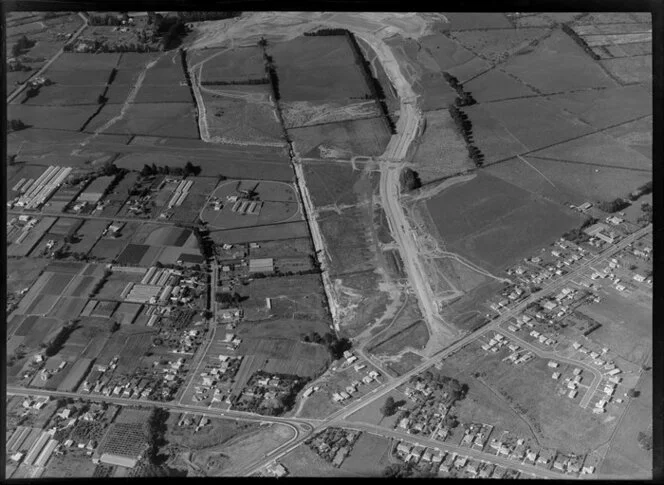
[
  {"left": 408, "top": 446, "right": 424, "bottom": 463},
  {"left": 454, "top": 455, "right": 468, "bottom": 468},
  {"left": 354, "top": 363, "right": 366, "bottom": 372},
  {"left": 440, "top": 454, "right": 455, "bottom": 473},
  {"left": 552, "top": 372, "right": 561, "bottom": 380},
  {"left": 553, "top": 457, "right": 568, "bottom": 471},
  {"left": 466, "top": 460, "right": 479, "bottom": 475},
  {"left": 542, "top": 300, "right": 557, "bottom": 311},
  {"left": 633, "top": 274, "right": 646, "bottom": 283},
  {"left": 421, "top": 449, "right": 433, "bottom": 462},
  {"left": 399, "top": 417, "right": 410, "bottom": 429},
  {"left": 362, "top": 376, "right": 373, "bottom": 384},
  {"left": 346, "top": 356, "right": 358, "bottom": 364},
  {"left": 270, "top": 463, "right": 288, "bottom": 477},
  {"left": 582, "top": 465, "right": 595, "bottom": 475},
  {"left": 526, "top": 450, "right": 538, "bottom": 463},
  {"left": 479, "top": 464, "right": 494, "bottom": 478},
  {"left": 396, "top": 442, "right": 412, "bottom": 455}
]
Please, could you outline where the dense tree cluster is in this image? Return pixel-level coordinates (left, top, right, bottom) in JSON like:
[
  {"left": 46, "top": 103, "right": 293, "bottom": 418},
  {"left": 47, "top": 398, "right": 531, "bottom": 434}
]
[
  {"left": 638, "top": 202, "right": 652, "bottom": 224},
  {"left": 597, "top": 197, "right": 630, "bottom": 213},
  {"left": 8, "top": 119, "right": 28, "bottom": 132},
  {"left": 11, "top": 35, "right": 36, "bottom": 57},
  {"left": 146, "top": 407, "right": 170, "bottom": 465},
  {"left": 301, "top": 332, "right": 351, "bottom": 359},
  {"left": 629, "top": 181, "right": 653, "bottom": 201},
  {"left": 175, "top": 12, "right": 241, "bottom": 22},
  {"left": 637, "top": 431, "right": 652, "bottom": 451},
  {"left": 400, "top": 168, "right": 422, "bottom": 192},
  {"left": 562, "top": 217, "right": 597, "bottom": 243}
]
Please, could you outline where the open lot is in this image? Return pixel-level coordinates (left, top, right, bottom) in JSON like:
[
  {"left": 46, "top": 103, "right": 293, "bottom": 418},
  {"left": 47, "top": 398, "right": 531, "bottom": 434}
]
[
  {"left": 88, "top": 237, "right": 128, "bottom": 262},
  {"left": 248, "top": 237, "right": 313, "bottom": 259},
  {"left": 423, "top": 172, "right": 582, "bottom": 272},
  {"left": 6, "top": 257, "right": 49, "bottom": 294},
  {"left": 8, "top": 104, "right": 99, "bottom": 132},
  {"left": 289, "top": 116, "right": 391, "bottom": 158},
  {"left": 600, "top": 56, "right": 651, "bottom": 85},
  {"left": 237, "top": 337, "right": 330, "bottom": 378}
]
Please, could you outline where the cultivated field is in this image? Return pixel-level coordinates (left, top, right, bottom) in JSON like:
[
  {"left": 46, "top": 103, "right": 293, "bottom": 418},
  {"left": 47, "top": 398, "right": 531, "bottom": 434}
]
[
  {"left": 193, "top": 46, "right": 267, "bottom": 83},
  {"left": 463, "top": 68, "right": 537, "bottom": 103}
]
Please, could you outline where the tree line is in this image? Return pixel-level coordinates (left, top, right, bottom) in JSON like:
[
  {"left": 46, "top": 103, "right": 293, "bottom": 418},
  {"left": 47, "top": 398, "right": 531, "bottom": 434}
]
[
  {"left": 449, "top": 104, "right": 485, "bottom": 168},
  {"left": 140, "top": 162, "right": 201, "bottom": 177},
  {"left": 443, "top": 72, "right": 477, "bottom": 107}
]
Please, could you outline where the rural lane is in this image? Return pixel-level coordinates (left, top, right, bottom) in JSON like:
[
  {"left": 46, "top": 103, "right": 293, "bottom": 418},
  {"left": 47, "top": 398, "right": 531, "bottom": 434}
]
[{"left": 7, "top": 12, "right": 89, "bottom": 103}]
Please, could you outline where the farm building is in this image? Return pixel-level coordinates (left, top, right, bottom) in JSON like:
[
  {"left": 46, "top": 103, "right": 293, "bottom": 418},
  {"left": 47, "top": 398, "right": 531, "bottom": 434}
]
[
  {"left": 78, "top": 176, "right": 116, "bottom": 204},
  {"left": 249, "top": 258, "right": 274, "bottom": 274},
  {"left": 177, "top": 253, "right": 205, "bottom": 265}
]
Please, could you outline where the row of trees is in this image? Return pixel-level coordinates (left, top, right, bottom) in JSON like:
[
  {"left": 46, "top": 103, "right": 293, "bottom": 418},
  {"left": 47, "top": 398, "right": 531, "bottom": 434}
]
[
  {"left": 44, "top": 320, "right": 80, "bottom": 357},
  {"left": 140, "top": 162, "right": 201, "bottom": 177},
  {"left": 201, "top": 78, "right": 269, "bottom": 86},
  {"left": 259, "top": 41, "right": 281, "bottom": 101},
  {"left": 443, "top": 72, "right": 477, "bottom": 107},
  {"left": 562, "top": 216, "right": 597, "bottom": 243},
  {"left": 175, "top": 11, "right": 242, "bottom": 22},
  {"left": 145, "top": 407, "right": 170, "bottom": 465},
  {"left": 449, "top": 104, "right": 485, "bottom": 168},
  {"left": 562, "top": 24, "right": 600, "bottom": 61}
]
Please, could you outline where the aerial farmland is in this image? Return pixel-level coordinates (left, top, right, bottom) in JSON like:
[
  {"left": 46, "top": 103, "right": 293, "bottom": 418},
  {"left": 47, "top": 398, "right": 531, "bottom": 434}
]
[{"left": 5, "top": 10, "right": 652, "bottom": 480}]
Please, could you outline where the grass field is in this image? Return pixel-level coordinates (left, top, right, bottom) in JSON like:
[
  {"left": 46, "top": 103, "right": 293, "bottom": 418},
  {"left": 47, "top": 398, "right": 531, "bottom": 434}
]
[
  {"left": 7, "top": 258, "right": 49, "bottom": 295},
  {"left": 598, "top": 370, "right": 652, "bottom": 478},
  {"left": 289, "top": 116, "right": 391, "bottom": 158},
  {"left": 281, "top": 443, "right": 359, "bottom": 477},
  {"left": 201, "top": 89, "right": 284, "bottom": 145},
  {"left": 370, "top": 320, "right": 429, "bottom": 356},
  {"left": 439, "top": 280, "right": 506, "bottom": 332},
  {"left": 383, "top": 36, "right": 458, "bottom": 111},
  {"left": 89, "top": 238, "right": 128, "bottom": 261},
  {"left": 237, "top": 337, "right": 330, "bottom": 378},
  {"left": 200, "top": 180, "right": 300, "bottom": 229},
  {"left": 238, "top": 274, "right": 330, "bottom": 323},
  {"left": 440, "top": 12, "right": 514, "bottom": 30},
  {"left": 487, "top": 154, "right": 650, "bottom": 205},
  {"left": 545, "top": 84, "right": 651, "bottom": 131},
  {"left": 465, "top": 96, "right": 597, "bottom": 166},
  {"left": 49, "top": 297, "right": 88, "bottom": 321},
  {"left": 303, "top": 161, "right": 376, "bottom": 208},
  {"left": 346, "top": 388, "right": 408, "bottom": 428},
  {"left": 195, "top": 46, "right": 266, "bottom": 83},
  {"left": 248, "top": 237, "right": 313, "bottom": 259},
  {"left": 451, "top": 27, "right": 551, "bottom": 63},
  {"left": 318, "top": 206, "right": 377, "bottom": 275},
  {"left": 191, "top": 424, "right": 294, "bottom": 476},
  {"left": 424, "top": 171, "right": 582, "bottom": 271},
  {"left": 385, "top": 351, "right": 424, "bottom": 376},
  {"left": 463, "top": 68, "right": 537, "bottom": 103},
  {"left": 340, "top": 433, "right": 393, "bottom": 476},
  {"left": 600, "top": 56, "right": 651, "bottom": 85},
  {"left": 500, "top": 29, "right": 618, "bottom": 93},
  {"left": 208, "top": 221, "right": 310, "bottom": 245},
  {"left": 86, "top": 102, "right": 199, "bottom": 139},
  {"left": 577, "top": 291, "right": 651, "bottom": 365},
  {"left": 270, "top": 35, "right": 371, "bottom": 102},
  {"left": 7, "top": 105, "right": 98, "bottom": 132},
  {"left": 67, "top": 219, "right": 108, "bottom": 255},
  {"left": 411, "top": 109, "right": 474, "bottom": 183}
]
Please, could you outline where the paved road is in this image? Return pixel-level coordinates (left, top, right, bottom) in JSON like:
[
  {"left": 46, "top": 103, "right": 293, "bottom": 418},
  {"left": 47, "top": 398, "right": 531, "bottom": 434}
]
[
  {"left": 339, "top": 422, "right": 571, "bottom": 479},
  {"left": 7, "top": 12, "right": 88, "bottom": 103}
]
